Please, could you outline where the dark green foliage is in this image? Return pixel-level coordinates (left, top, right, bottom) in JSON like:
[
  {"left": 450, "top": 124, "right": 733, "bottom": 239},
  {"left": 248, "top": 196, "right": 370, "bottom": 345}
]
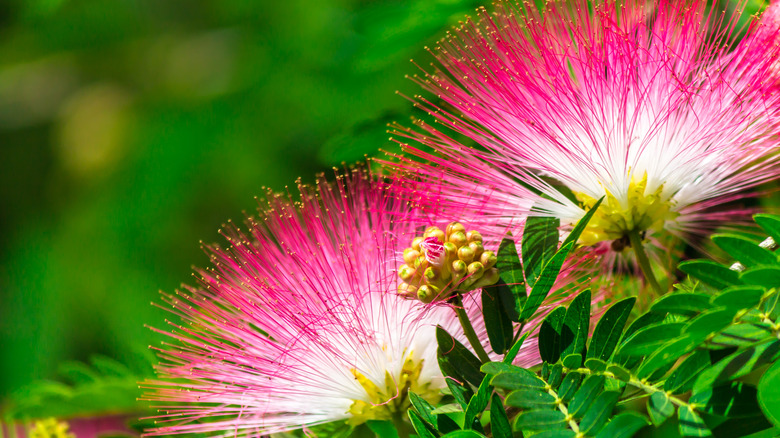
[
  {"left": 522, "top": 217, "right": 561, "bottom": 287},
  {"left": 426, "top": 214, "right": 780, "bottom": 438}
]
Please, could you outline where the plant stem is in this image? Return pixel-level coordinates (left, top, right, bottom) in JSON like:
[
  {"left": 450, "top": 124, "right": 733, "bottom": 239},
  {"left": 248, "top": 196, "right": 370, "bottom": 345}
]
[
  {"left": 454, "top": 293, "right": 491, "bottom": 363},
  {"left": 627, "top": 229, "right": 664, "bottom": 295},
  {"left": 391, "top": 411, "right": 412, "bottom": 438}
]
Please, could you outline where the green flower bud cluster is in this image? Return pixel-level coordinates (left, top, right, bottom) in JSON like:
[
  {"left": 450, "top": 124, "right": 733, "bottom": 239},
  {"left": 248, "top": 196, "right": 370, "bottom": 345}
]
[{"left": 397, "top": 222, "right": 499, "bottom": 303}]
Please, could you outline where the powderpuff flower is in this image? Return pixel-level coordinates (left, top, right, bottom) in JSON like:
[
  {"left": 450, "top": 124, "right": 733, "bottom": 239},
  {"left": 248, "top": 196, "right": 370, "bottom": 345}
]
[
  {"left": 143, "top": 168, "right": 561, "bottom": 436},
  {"left": 388, "top": 0, "right": 780, "bottom": 253}
]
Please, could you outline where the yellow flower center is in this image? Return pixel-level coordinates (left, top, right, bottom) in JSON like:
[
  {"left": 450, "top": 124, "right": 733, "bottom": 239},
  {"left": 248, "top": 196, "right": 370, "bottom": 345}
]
[
  {"left": 347, "top": 355, "right": 440, "bottom": 425},
  {"left": 575, "top": 174, "right": 678, "bottom": 247},
  {"left": 27, "top": 419, "right": 75, "bottom": 438}
]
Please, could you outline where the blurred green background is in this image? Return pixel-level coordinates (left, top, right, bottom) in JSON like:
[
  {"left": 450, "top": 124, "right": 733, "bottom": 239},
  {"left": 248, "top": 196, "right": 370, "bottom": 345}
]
[{"left": 0, "top": 0, "right": 486, "bottom": 407}]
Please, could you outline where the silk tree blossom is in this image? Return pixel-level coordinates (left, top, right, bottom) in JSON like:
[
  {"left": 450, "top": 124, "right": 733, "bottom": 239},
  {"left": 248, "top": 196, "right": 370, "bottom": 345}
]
[
  {"left": 388, "top": 0, "right": 780, "bottom": 254},
  {"left": 145, "top": 168, "right": 576, "bottom": 437}
]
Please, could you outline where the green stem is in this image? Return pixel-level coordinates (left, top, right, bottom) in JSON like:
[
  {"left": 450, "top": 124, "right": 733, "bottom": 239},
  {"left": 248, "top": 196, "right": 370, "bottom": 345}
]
[
  {"left": 454, "top": 293, "right": 491, "bottom": 364},
  {"left": 391, "top": 411, "right": 412, "bottom": 438},
  {"left": 627, "top": 229, "right": 664, "bottom": 295}
]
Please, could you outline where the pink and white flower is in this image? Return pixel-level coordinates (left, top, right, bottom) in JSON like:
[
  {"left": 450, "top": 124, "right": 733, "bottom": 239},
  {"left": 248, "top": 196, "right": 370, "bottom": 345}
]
[{"left": 388, "top": 0, "right": 780, "bottom": 250}]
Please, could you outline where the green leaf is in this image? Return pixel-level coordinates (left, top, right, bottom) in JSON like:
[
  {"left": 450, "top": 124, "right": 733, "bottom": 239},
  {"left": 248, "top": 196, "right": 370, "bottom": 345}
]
[
  {"left": 562, "top": 353, "right": 583, "bottom": 369},
  {"left": 437, "top": 326, "right": 484, "bottom": 387},
  {"left": 619, "top": 322, "right": 685, "bottom": 356},
  {"left": 481, "top": 362, "right": 519, "bottom": 375},
  {"left": 497, "top": 234, "right": 526, "bottom": 320},
  {"left": 569, "top": 375, "right": 605, "bottom": 418},
  {"left": 691, "top": 381, "right": 761, "bottom": 418},
  {"left": 682, "top": 308, "right": 738, "bottom": 339},
  {"left": 755, "top": 214, "right": 780, "bottom": 243},
  {"left": 464, "top": 376, "right": 491, "bottom": 429},
  {"left": 585, "top": 357, "right": 607, "bottom": 372},
  {"left": 366, "top": 420, "right": 399, "bottom": 438},
  {"left": 651, "top": 293, "right": 712, "bottom": 316},
  {"left": 741, "top": 266, "right": 780, "bottom": 288},
  {"left": 490, "top": 393, "right": 512, "bottom": 438},
  {"left": 679, "top": 260, "right": 742, "bottom": 289},
  {"left": 409, "top": 392, "right": 436, "bottom": 426},
  {"left": 580, "top": 391, "right": 620, "bottom": 434},
  {"left": 558, "top": 373, "right": 583, "bottom": 403},
  {"left": 712, "top": 234, "right": 777, "bottom": 267},
  {"left": 495, "top": 279, "right": 522, "bottom": 325},
  {"left": 588, "top": 297, "right": 636, "bottom": 361},
  {"left": 539, "top": 306, "right": 567, "bottom": 363},
  {"left": 520, "top": 242, "right": 574, "bottom": 322},
  {"left": 758, "top": 359, "right": 780, "bottom": 429},
  {"left": 505, "top": 388, "right": 557, "bottom": 409},
  {"left": 482, "top": 286, "right": 513, "bottom": 354},
  {"left": 635, "top": 332, "right": 698, "bottom": 379},
  {"left": 562, "top": 289, "right": 591, "bottom": 357},
  {"left": 678, "top": 405, "right": 712, "bottom": 437},
  {"left": 595, "top": 412, "right": 649, "bottom": 438},
  {"left": 504, "top": 332, "right": 530, "bottom": 364},
  {"left": 710, "top": 323, "right": 773, "bottom": 348},
  {"left": 711, "top": 285, "right": 765, "bottom": 309},
  {"left": 430, "top": 403, "right": 463, "bottom": 414},
  {"left": 447, "top": 377, "right": 473, "bottom": 410},
  {"left": 562, "top": 196, "right": 604, "bottom": 249},
  {"left": 665, "top": 350, "right": 711, "bottom": 394},
  {"left": 522, "top": 216, "right": 561, "bottom": 287},
  {"left": 549, "top": 362, "right": 564, "bottom": 389},
  {"left": 408, "top": 410, "right": 437, "bottom": 438},
  {"left": 514, "top": 409, "right": 567, "bottom": 431},
  {"left": 532, "top": 431, "right": 576, "bottom": 438},
  {"left": 441, "top": 431, "right": 486, "bottom": 438},
  {"left": 694, "top": 340, "right": 780, "bottom": 392},
  {"left": 606, "top": 364, "right": 630, "bottom": 382},
  {"left": 647, "top": 392, "right": 674, "bottom": 427},
  {"left": 623, "top": 310, "right": 666, "bottom": 344},
  {"left": 491, "top": 369, "right": 546, "bottom": 391}
]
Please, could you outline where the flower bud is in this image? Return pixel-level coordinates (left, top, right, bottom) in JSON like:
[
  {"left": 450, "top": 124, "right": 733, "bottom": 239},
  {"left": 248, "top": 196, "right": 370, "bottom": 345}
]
[
  {"left": 466, "top": 230, "right": 483, "bottom": 243},
  {"left": 458, "top": 246, "right": 475, "bottom": 264},
  {"left": 411, "top": 236, "right": 424, "bottom": 251},
  {"left": 398, "top": 264, "right": 416, "bottom": 282},
  {"left": 480, "top": 250, "right": 497, "bottom": 268},
  {"left": 448, "top": 231, "right": 467, "bottom": 247},
  {"left": 446, "top": 222, "right": 466, "bottom": 237},
  {"left": 467, "top": 261, "right": 484, "bottom": 277},
  {"left": 397, "top": 282, "right": 418, "bottom": 298},
  {"left": 417, "top": 284, "right": 440, "bottom": 303},
  {"left": 471, "top": 267, "right": 500, "bottom": 289},
  {"left": 414, "top": 255, "right": 426, "bottom": 269},
  {"left": 423, "top": 226, "right": 445, "bottom": 243},
  {"left": 469, "top": 241, "right": 484, "bottom": 259},
  {"left": 403, "top": 248, "right": 420, "bottom": 265},
  {"left": 443, "top": 242, "right": 458, "bottom": 261},
  {"left": 424, "top": 266, "right": 440, "bottom": 282},
  {"left": 451, "top": 259, "right": 467, "bottom": 284}
]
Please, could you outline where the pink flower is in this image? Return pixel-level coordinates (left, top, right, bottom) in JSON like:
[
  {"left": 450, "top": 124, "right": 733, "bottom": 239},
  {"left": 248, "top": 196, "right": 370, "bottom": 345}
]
[
  {"left": 143, "top": 168, "right": 527, "bottom": 436},
  {"left": 388, "top": 0, "right": 780, "bottom": 250}
]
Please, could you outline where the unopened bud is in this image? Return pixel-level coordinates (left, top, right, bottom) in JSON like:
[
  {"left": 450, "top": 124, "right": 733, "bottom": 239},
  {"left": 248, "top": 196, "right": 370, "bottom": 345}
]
[
  {"left": 448, "top": 231, "right": 467, "bottom": 247},
  {"left": 458, "top": 246, "right": 475, "bottom": 264},
  {"left": 411, "top": 237, "right": 424, "bottom": 251},
  {"left": 466, "top": 230, "right": 483, "bottom": 243},
  {"left": 403, "top": 248, "right": 420, "bottom": 265},
  {"left": 398, "top": 282, "right": 418, "bottom": 298},
  {"left": 424, "top": 266, "right": 440, "bottom": 282},
  {"left": 469, "top": 241, "right": 484, "bottom": 258},
  {"left": 471, "top": 267, "right": 500, "bottom": 289},
  {"left": 424, "top": 226, "right": 445, "bottom": 243},
  {"left": 414, "top": 255, "right": 426, "bottom": 269},
  {"left": 446, "top": 222, "right": 466, "bottom": 236},
  {"left": 398, "top": 264, "right": 416, "bottom": 282},
  {"left": 443, "top": 242, "right": 458, "bottom": 261},
  {"left": 417, "top": 284, "right": 440, "bottom": 303},
  {"left": 480, "top": 250, "right": 497, "bottom": 268},
  {"left": 467, "top": 261, "right": 485, "bottom": 277}
]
